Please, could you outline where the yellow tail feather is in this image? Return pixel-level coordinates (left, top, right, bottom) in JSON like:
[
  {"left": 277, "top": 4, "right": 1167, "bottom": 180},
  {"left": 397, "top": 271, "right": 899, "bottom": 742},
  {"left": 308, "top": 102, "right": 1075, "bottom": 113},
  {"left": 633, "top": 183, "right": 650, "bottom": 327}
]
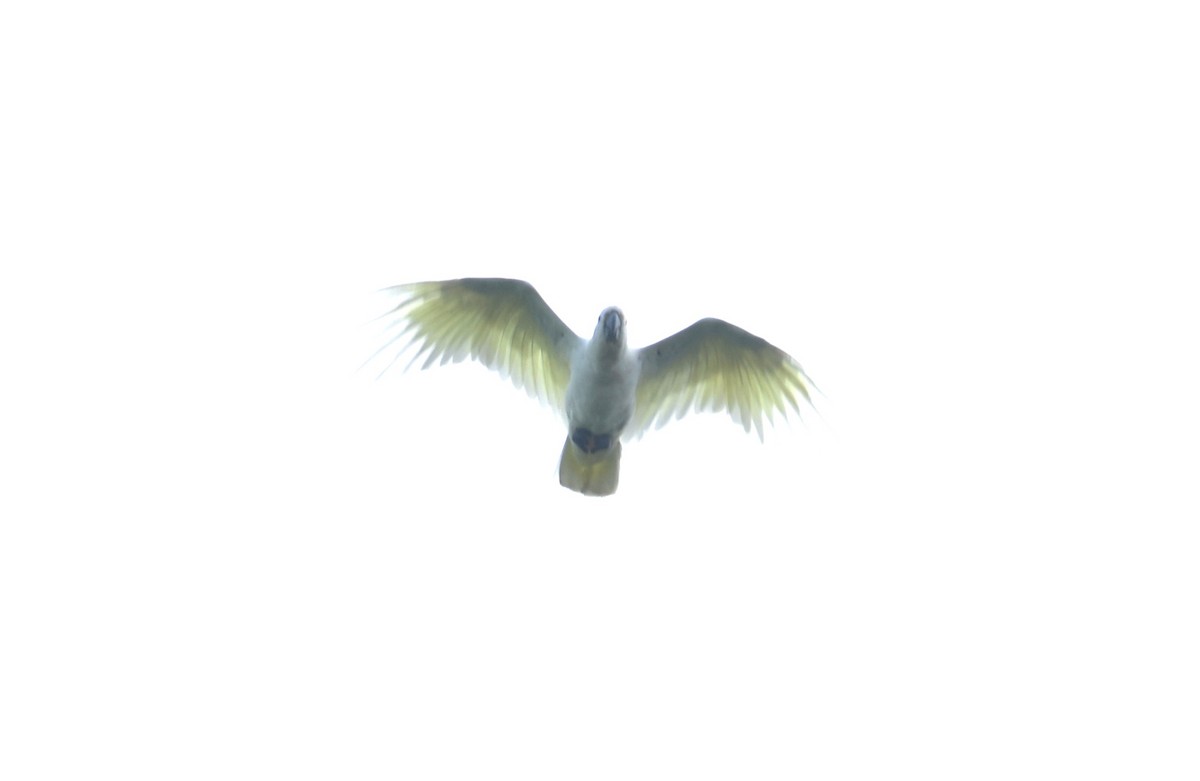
[{"left": 559, "top": 436, "right": 621, "bottom": 497}]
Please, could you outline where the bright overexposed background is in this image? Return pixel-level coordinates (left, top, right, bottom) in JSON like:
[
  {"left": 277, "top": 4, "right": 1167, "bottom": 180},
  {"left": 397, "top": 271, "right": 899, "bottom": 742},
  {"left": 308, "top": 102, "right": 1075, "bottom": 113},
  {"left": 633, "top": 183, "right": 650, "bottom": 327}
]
[{"left": 2, "top": 2, "right": 1197, "bottom": 778}]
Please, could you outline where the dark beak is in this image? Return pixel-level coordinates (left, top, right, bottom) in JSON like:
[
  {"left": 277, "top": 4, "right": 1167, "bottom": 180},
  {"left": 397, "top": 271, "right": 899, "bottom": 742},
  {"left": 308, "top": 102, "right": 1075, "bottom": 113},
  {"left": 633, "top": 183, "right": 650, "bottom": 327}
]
[{"left": 603, "top": 310, "right": 622, "bottom": 343}]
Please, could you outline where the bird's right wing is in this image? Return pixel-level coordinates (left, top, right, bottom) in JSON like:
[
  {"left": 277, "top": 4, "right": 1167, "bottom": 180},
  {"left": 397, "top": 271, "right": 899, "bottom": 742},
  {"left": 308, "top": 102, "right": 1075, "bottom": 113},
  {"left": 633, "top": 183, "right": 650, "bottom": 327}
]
[
  {"left": 631, "top": 318, "right": 814, "bottom": 439},
  {"left": 369, "top": 278, "right": 583, "bottom": 411}
]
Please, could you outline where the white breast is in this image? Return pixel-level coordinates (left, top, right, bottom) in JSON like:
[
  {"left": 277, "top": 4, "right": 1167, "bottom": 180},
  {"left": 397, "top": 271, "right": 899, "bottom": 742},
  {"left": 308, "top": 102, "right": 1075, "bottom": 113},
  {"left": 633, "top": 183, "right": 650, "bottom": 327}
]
[{"left": 565, "top": 348, "right": 639, "bottom": 435}]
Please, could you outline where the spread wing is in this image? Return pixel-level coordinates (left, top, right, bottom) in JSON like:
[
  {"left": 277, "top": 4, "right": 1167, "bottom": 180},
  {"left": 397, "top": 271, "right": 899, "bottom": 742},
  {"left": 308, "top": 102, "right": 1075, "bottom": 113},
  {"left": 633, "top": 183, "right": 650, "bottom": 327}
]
[
  {"left": 369, "top": 278, "right": 582, "bottom": 411},
  {"left": 631, "top": 318, "right": 814, "bottom": 439}
]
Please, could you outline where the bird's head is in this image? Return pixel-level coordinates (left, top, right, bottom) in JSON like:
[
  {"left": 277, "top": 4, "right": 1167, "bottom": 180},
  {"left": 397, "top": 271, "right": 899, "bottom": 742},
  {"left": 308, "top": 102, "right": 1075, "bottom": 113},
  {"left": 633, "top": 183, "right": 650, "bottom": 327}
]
[{"left": 596, "top": 307, "right": 626, "bottom": 346}]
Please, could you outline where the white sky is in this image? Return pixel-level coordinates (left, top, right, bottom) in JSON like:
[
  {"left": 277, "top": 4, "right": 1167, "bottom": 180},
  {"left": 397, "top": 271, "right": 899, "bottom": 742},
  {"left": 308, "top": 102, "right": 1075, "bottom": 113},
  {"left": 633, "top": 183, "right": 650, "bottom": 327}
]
[{"left": 2, "top": 1, "right": 1198, "bottom": 779}]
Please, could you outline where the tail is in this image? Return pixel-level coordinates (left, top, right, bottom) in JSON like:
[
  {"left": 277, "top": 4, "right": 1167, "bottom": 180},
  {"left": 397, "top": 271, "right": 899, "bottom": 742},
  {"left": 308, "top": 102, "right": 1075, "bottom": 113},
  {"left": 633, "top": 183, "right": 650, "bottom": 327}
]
[{"left": 559, "top": 436, "right": 622, "bottom": 497}]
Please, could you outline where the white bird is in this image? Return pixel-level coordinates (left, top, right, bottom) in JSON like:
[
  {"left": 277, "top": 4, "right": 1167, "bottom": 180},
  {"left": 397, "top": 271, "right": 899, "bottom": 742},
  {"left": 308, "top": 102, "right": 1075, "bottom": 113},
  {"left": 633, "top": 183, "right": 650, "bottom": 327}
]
[{"left": 371, "top": 278, "right": 815, "bottom": 496}]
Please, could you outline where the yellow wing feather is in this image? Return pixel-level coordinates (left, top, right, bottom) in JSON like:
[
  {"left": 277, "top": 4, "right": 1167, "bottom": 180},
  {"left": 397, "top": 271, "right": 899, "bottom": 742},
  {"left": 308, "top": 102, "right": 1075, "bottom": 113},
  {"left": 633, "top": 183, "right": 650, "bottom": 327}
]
[
  {"left": 632, "top": 318, "right": 814, "bottom": 439},
  {"left": 370, "top": 278, "right": 582, "bottom": 411}
]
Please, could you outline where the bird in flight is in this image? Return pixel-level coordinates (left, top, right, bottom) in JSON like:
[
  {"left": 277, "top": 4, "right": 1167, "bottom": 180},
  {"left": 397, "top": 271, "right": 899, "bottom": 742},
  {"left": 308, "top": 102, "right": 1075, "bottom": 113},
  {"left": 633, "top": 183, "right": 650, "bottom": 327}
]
[{"left": 370, "top": 278, "right": 815, "bottom": 496}]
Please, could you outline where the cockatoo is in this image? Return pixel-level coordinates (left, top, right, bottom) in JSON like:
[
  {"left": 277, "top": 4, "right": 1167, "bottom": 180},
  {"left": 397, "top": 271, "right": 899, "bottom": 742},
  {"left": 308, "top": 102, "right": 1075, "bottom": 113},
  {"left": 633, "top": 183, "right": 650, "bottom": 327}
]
[{"left": 371, "top": 278, "right": 814, "bottom": 496}]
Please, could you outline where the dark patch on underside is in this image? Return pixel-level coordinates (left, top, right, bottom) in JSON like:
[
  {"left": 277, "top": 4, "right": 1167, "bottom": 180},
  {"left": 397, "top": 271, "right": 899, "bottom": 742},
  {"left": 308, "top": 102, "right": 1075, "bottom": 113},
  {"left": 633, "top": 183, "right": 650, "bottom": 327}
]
[{"left": 571, "top": 427, "right": 613, "bottom": 454}]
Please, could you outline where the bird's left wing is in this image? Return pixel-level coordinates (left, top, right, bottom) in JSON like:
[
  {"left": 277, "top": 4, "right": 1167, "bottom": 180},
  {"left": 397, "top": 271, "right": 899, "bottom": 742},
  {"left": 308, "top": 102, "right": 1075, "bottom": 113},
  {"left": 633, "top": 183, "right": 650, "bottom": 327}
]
[
  {"left": 631, "top": 318, "right": 814, "bottom": 439},
  {"left": 370, "top": 278, "right": 583, "bottom": 411}
]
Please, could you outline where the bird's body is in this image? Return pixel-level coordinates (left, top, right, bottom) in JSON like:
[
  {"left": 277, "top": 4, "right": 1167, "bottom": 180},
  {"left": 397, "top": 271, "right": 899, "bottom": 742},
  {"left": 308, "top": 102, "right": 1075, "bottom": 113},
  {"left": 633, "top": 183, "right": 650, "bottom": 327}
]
[
  {"left": 559, "top": 308, "right": 638, "bottom": 495},
  {"left": 371, "top": 278, "right": 814, "bottom": 496},
  {"left": 566, "top": 308, "right": 638, "bottom": 437}
]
